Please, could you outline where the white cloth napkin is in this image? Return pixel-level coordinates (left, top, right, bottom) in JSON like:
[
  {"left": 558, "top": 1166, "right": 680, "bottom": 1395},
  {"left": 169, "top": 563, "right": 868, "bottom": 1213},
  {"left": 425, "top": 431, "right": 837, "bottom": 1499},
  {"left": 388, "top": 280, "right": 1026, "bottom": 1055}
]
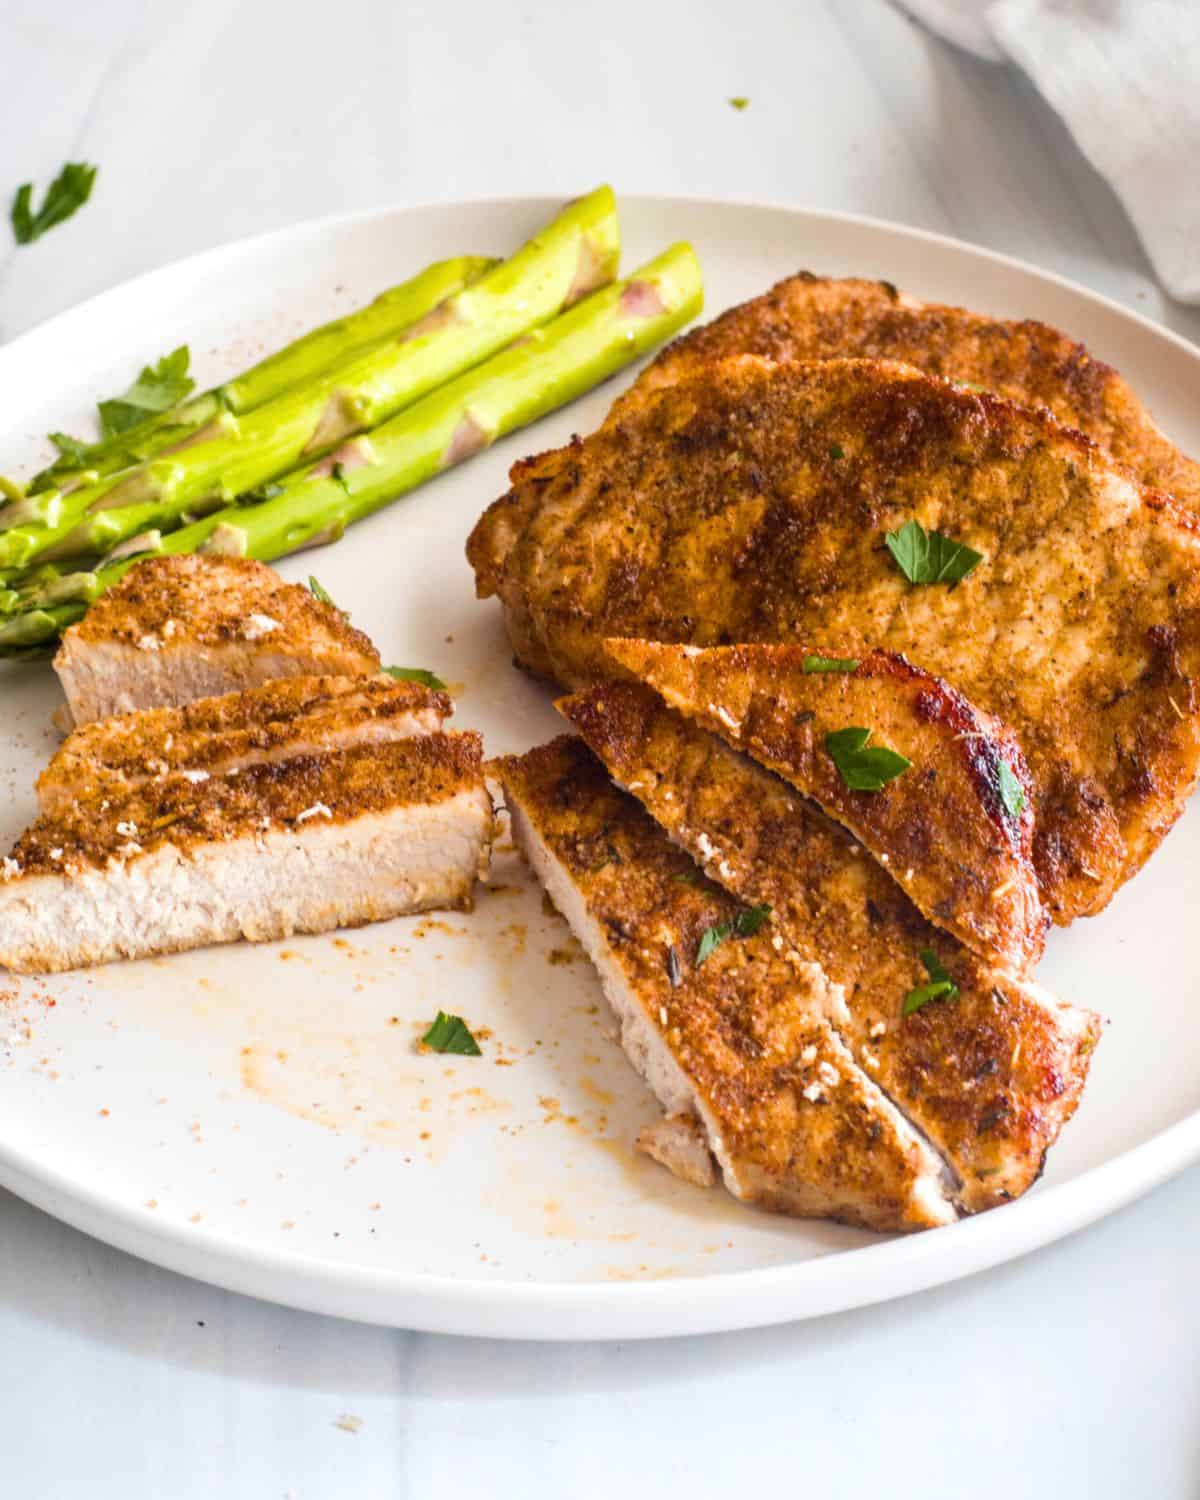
[{"left": 893, "top": 0, "right": 1200, "bottom": 303}]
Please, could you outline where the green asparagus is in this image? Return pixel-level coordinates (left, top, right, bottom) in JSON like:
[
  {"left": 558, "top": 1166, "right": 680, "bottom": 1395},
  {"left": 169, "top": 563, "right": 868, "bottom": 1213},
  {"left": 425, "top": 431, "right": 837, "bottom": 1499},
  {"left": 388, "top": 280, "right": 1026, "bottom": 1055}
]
[
  {"left": 1, "top": 242, "right": 701, "bottom": 651},
  {"left": 27, "top": 255, "right": 496, "bottom": 494},
  {"left": 0, "top": 187, "right": 619, "bottom": 571}
]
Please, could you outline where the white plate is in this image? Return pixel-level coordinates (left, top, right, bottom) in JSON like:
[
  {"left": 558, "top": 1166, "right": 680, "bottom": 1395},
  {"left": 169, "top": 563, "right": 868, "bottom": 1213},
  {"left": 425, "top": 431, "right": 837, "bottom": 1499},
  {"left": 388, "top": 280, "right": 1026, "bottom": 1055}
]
[{"left": 1, "top": 195, "right": 1198, "bottom": 1341}]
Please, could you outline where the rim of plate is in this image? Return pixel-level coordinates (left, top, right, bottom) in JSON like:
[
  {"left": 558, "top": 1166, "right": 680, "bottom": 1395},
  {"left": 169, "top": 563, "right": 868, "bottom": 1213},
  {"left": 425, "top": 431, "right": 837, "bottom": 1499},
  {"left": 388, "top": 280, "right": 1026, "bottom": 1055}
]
[{"left": 1, "top": 194, "right": 1198, "bottom": 1340}]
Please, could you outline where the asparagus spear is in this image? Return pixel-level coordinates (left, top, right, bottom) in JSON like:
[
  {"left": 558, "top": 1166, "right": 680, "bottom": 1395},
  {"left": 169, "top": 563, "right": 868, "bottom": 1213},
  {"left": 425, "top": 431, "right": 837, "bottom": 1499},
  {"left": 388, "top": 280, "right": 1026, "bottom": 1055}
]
[
  {"left": 0, "top": 187, "right": 620, "bottom": 570},
  {"left": 1, "top": 242, "right": 701, "bottom": 650},
  {"left": 27, "top": 255, "right": 497, "bottom": 494}
]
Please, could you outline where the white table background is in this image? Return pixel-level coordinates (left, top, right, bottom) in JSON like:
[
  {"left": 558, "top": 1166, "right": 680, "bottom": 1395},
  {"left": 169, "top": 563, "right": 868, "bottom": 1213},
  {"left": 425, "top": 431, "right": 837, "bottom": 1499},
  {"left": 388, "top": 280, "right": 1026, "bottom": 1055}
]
[{"left": 2, "top": 1, "right": 1198, "bottom": 1494}]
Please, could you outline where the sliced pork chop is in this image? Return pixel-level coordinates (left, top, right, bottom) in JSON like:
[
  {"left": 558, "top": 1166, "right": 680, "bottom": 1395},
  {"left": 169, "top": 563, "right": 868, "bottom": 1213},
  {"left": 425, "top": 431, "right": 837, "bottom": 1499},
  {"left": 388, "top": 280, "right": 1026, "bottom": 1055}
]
[
  {"left": 560, "top": 683, "right": 1101, "bottom": 1213},
  {"left": 54, "top": 554, "right": 381, "bottom": 726},
  {"left": 470, "top": 356, "right": 1200, "bottom": 925},
  {"left": 37, "top": 673, "right": 450, "bottom": 815},
  {"left": 615, "top": 272, "right": 1200, "bottom": 513},
  {"left": 0, "top": 734, "right": 491, "bottom": 974},
  {"left": 494, "top": 736, "right": 956, "bottom": 1233},
  {"left": 602, "top": 638, "right": 1044, "bottom": 971}
]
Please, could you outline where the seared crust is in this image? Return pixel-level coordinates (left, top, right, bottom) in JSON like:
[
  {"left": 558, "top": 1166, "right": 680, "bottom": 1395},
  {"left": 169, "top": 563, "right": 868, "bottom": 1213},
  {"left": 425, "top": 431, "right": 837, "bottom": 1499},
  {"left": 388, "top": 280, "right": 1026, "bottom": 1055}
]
[
  {"left": 67, "top": 554, "right": 380, "bottom": 660},
  {"left": 494, "top": 736, "right": 957, "bottom": 1233},
  {"left": 601, "top": 639, "right": 1044, "bottom": 971},
  {"left": 561, "top": 684, "right": 1101, "bottom": 1213},
  {"left": 476, "top": 356, "right": 1200, "bottom": 925},
  {"left": 38, "top": 674, "right": 450, "bottom": 813},
  {"left": 617, "top": 272, "right": 1200, "bottom": 512},
  {"left": 7, "top": 732, "right": 484, "bottom": 879}
]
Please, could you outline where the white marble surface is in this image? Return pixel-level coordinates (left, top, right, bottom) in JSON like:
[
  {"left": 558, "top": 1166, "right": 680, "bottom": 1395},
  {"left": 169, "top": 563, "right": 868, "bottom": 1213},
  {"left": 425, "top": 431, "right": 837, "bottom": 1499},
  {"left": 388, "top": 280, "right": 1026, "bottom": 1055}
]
[{"left": 1, "top": 0, "right": 1197, "bottom": 1493}]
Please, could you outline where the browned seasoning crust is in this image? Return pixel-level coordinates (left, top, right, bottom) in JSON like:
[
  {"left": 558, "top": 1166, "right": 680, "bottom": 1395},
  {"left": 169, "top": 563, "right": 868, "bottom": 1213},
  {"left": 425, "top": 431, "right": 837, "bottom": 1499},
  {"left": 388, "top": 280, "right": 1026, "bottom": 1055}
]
[
  {"left": 8, "top": 732, "right": 483, "bottom": 879},
  {"left": 494, "top": 735, "right": 957, "bottom": 1233},
  {"left": 470, "top": 356, "right": 1200, "bottom": 926},
  {"left": 559, "top": 684, "right": 1101, "bottom": 1213},
  {"left": 67, "top": 554, "right": 380, "bottom": 661},
  {"left": 602, "top": 639, "right": 1044, "bottom": 972},
  {"left": 38, "top": 673, "right": 450, "bottom": 811},
  {"left": 616, "top": 272, "right": 1200, "bottom": 512}
]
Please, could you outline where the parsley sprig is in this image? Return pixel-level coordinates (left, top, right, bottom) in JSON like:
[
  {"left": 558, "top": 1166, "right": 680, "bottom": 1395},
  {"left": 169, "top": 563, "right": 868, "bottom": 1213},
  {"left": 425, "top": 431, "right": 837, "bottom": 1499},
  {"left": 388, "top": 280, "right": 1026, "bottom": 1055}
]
[
  {"left": 885, "top": 518, "right": 983, "bottom": 586},
  {"left": 825, "top": 726, "right": 911, "bottom": 792},
  {"left": 98, "top": 346, "right": 195, "bottom": 439},
  {"left": 11, "top": 162, "right": 97, "bottom": 245},
  {"left": 903, "top": 949, "right": 959, "bottom": 1015}
]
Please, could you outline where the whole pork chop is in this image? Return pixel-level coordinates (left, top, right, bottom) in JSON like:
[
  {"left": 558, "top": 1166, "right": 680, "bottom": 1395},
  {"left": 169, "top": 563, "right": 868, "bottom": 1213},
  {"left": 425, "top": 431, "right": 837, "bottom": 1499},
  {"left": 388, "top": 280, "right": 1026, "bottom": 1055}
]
[
  {"left": 617, "top": 273, "right": 1200, "bottom": 513},
  {"left": 468, "top": 356, "right": 1200, "bottom": 925}
]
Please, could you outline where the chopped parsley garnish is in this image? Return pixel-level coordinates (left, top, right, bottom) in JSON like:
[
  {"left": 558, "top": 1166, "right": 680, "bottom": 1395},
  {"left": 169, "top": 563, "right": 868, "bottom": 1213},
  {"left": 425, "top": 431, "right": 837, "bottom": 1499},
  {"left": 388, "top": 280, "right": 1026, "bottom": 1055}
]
[
  {"left": 383, "top": 665, "right": 447, "bottom": 689},
  {"left": 331, "top": 461, "right": 351, "bottom": 493},
  {"left": 884, "top": 518, "right": 983, "bottom": 586},
  {"left": 728, "top": 96, "right": 750, "bottom": 110},
  {"left": 829, "top": 442, "right": 844, "bottom": 460},
  {"left": 903, "top": 948, "right": 959, "bottom": 1016},
  {"left": 695, "top": 903, "right": 772, "bottom": 965},
  {"left": 308, "top": 574, "right": 353, "bottom": 622},
  {"left": 421, "top": 1011, "right": 481, "bottom": 1055},
  {"left": 11, "top": 162, "right": 97, "bottom": 245},
  {"left": 98, "top": 346, "right": 195, "bottom": 439},
  {"left": 670, "top": 869, "right": 701, "bottom": 885},
  {"left": 825, "top": 726, "right": 911, "bottom": 792},
  {"left": 803, "top": 653, "right": 859, "bottom": 674},
  {"left": 997, "top": 758, "right": 1025, "bottom": 818}
]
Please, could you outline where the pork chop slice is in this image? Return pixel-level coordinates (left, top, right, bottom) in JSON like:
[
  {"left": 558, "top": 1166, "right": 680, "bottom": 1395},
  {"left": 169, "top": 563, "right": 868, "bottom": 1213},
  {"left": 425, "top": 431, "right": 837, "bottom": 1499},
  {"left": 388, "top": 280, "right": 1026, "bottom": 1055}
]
[
  {"left": 37, "top": 673, "right": 450, "bottom": 815},
  {"left": 493, "top": 736, "right": 957, "bottom": 1233},
  {"left": 0, "top": 733, "right": 491, "bottom": 974},
  {"left": 559, "top": 683, "right": 1101, "bottom": 1213},
  {"left": 54, "top": 554, "right": 381, "bottom": 725},
  {"left": 615, "top": 272, "right": 1200, "bottom": 513},
  {"left": 603, "top": 638, "right": 1044, "bottom": 971},
  {"left": 472, "top": 355, "right": 1200, "bottom": 925}
]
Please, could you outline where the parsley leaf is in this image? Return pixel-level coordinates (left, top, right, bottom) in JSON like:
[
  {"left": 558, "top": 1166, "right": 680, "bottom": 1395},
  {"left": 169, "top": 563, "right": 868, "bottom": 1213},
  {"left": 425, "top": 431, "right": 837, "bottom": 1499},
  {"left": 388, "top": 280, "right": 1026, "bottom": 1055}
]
[
  {"left": 421, "top": 1011, "right": 481, "bottom": 1055},
  {"left": 803, "top": 654, "right": 859, "bottom": 674},
  {"left": 48, "top": 432, "right": 88, "bottom": 464},
  {"left": 331, "top": 461, "right": 351, "bottom": 493},
  {"left": 829, "top": 442, "right": 844, "bottom": 460},
  {"left": 734, "top": 903, "right": 772, "bottom": 937},
  {"left": 695, "top": 903, "right": 772, "bottom": 965},
  {"left": 997, "top": 758, "right": 1025, "bottom": 818},
  {"left": 11, "top": 162, "right": 97, "bottom": 245},
  {"left": 670, "top": 869, "right": 701, "bottom": 885},
  {"left": 695, "top": 922, "right": 730, "bottom": 965},
  {"left": 98, "top": 346, "right": 195, "bottom": 438},
  {"left": 383, "top": 665, "right": 447, "bottom": 690},
  {"left": 825, "top": 726, "right": 912, "bottom": 792},
  {"left": 728, "top": 96, "right": 750, "bottom": 110},
  {"left": 885, "top": 518, "right": 983, "bottom": 586},
  {"left": 308, "top": 574, "right": 350, "bottom": 621},
  {"left": 903, "top": 948, "right": 960, "bottom": 1016}
]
